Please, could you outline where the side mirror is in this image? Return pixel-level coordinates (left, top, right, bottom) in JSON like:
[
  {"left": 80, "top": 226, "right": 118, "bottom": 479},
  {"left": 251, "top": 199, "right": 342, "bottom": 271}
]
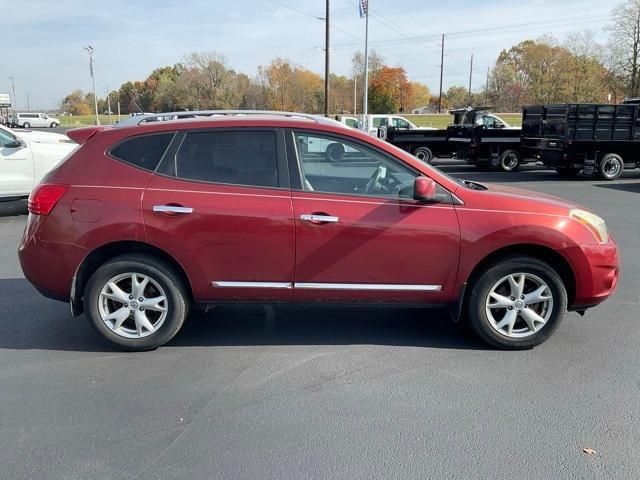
[
  {"left": 4, "top": 139, "right": 25, "bottom": 149},
  {"left": 413, "top": 176, "right": 437, "bottom": 202}
]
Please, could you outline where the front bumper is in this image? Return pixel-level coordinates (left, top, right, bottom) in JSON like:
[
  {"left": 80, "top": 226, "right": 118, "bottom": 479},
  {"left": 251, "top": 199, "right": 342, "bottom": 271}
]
[{"left": 561, "top": 239, "right": 619, "bottom": 310}]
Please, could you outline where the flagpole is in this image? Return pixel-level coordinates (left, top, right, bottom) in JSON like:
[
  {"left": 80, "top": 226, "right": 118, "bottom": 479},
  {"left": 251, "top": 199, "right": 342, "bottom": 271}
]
[
  {"left": 363, "top": 1, "right": 369, "bottom": 117},
  {"left": 85, "top": 46, "right": 100, "bottom": 126}
]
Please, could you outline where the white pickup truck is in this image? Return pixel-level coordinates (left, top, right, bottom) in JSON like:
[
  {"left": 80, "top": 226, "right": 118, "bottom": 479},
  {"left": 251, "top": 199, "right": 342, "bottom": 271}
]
[
  {"left": 337, "top": 114, "right": 432, "bottom": 136},
  {"left": 0, "top": 124, "right": 77, "bottom": 199}
]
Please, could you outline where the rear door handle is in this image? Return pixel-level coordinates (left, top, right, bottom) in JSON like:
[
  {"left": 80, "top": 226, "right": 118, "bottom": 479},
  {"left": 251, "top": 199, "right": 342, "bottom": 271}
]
[
  {"left": 153, "top": 205, "right": 193, "bottom": 214},
  {"left": 300, "top": 214, "right": 339, "bottom": 224}
]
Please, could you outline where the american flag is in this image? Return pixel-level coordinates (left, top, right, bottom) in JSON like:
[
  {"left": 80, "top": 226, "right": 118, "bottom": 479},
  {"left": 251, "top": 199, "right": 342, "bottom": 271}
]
[{"left": 359, "top": 0, "right": 368, "bottom": 18}]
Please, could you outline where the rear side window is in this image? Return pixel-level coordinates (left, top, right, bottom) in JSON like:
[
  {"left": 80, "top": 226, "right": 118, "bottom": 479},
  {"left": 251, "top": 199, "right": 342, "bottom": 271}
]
[
  {"left": 110, "top": 133, "right": 174, "bottom": 171},
  {"left": 172, "top": 130, "right": 278, "bottom": 188}
]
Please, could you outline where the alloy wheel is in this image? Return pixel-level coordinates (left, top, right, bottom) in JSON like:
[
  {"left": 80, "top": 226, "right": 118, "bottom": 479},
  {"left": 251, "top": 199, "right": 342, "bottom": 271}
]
[
  {"left": 602, "top": 157, "right": 621, "bottom": 179},
  {"left": 485, "top": 273, "right": 553, "bottom": 338},
  {"left": 501, "top": 153, "right": 519, "bottom": 171},
  {"left": 97, "top": 272, "right": 168, "bottom": 338}
]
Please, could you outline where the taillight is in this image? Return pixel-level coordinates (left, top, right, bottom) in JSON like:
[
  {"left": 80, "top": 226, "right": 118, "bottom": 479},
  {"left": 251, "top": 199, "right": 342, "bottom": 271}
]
[{"left": 28, "top": 184, "right": 69, "bottom": 216}]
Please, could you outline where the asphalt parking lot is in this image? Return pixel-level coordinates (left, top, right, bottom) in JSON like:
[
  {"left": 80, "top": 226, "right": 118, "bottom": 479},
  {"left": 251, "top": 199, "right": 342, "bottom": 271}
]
[{"left": 1, "top": 161, "right": 639, "bottom": 479}]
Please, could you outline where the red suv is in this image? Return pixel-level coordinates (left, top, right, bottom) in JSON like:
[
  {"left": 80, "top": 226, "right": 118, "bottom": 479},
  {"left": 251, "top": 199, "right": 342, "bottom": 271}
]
[{"left": 19, "top": 112, "right": 619, "bottom": 351}]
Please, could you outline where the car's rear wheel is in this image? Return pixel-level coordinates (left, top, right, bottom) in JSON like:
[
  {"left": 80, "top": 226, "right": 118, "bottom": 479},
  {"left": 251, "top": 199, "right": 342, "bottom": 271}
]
[
  {"left": 498, "top": 150, "right": 521, "bottom": 172},
  {"left": 83, "top": 255, "right": 189, "bottom": 351},
  {"left": 23, "top": 122, "right": 30, "bottom": 128},
  {"left": 413, "top": 146, "right": 434, "bottom": 164},
  {"left": 598, "top": 153, "right": 624, "bottom": 180},
  {"left": 467, "top": 256, "right": 567, "bottom": 349}
]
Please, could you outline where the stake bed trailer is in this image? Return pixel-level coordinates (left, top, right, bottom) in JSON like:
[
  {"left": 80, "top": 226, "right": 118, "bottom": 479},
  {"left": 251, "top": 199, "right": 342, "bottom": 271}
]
[{"left": 521, "top": 103, "right": 640, "bottom": 180}]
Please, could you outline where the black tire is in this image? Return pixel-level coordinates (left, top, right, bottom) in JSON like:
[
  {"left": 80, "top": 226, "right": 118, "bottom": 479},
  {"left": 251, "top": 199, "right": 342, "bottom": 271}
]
[
  {"left": 23, "top": 122, "right": 30, "bottom": 128},
  {"left": 555, "top": 167, "right": 581, "bottom": 177},
  {"left": 50, "top": 122, "right": 58, "bottom": 128},
  {"left": 413, "top": 146, "right": 434, "bottom": 164},
  {"left": 83, "top": 254, "right": 189, "bottom": 351},
  {"left": 498, "top": 149, "right": 521, "bottom": 172},
  {"left": 325, "top": 142, "right": 345, "bottom": 162},
  {"left": 466, "top": 255, "right": 567, "bottom": 350},
  {"left": 598, "top": 153, "right": 624, "bottom": 180}
]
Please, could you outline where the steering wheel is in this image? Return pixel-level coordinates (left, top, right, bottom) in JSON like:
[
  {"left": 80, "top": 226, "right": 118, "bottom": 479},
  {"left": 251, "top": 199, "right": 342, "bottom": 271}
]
[{"left": 364, "top": 164, "right": 386, "bottom": 193}]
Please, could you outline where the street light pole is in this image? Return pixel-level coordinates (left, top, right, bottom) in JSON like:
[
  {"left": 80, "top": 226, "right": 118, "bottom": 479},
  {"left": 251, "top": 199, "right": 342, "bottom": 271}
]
[
  {"left": 324, "top": 0, "right": 330, "bottom": 117},
  {"left": 84, "top": 46, "right": 100, "bottom": 125},
  {"left": 9, "top": 76, "right": 17, "bottom": 119}
]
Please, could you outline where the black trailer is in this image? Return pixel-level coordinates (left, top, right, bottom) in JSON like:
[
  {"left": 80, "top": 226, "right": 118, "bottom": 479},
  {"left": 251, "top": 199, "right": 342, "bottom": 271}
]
[
  {"left": 382, "top": 126, "right": 455, "bottom": 163},
  {"left": 521, "top": 103, "right": 640, "bottom": 180},
  {"left": 447, "top": 107, "right": 534, "bottom": 172}
]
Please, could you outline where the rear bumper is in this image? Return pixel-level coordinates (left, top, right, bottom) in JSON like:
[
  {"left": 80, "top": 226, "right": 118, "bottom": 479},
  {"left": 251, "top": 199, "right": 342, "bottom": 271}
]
[
  {"left": 18, "top": 215, "right": 85, "bottom": 303},
  {"left": 561, "top": 239, "right": 619, "bottom": 310}
]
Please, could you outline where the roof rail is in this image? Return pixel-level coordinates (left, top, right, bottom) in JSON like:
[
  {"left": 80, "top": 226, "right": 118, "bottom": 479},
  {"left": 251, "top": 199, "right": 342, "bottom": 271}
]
[{"left": 113, "top": 110, "right": 345, "bottom": 128}]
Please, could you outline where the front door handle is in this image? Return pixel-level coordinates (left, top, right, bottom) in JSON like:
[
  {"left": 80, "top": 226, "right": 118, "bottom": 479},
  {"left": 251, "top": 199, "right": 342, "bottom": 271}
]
[
  {"left": 300, "top": 213, "right": 339, "bottom": 224},
  {"left": 153, "top": 205, "right": 193, "bottom": 215}
]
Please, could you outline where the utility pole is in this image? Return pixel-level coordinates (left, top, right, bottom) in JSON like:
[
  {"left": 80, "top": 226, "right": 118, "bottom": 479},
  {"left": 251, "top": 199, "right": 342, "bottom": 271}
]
[
  {"left": 438, "top": 34, "right": 444, "bottom": 113},
  {"left": 484, "top": 67, "right": 490, "bottom": 105},
  {"left": 468, "top": 54, "right": 474, "bottom": 105},
  {"left": 324, "top": 0, "right": 330, "bottom": 117},
  {"left": 26, "top": 94, "right": 30, "bottom": 112},
  {"left": 84, "top": 46, "right": 100, "bottom": 125},
  {"left": 363, "top": 0, "right": 369, "bottom": 116},
  {"left": 9, "top": 76, "right": 17, "bottom": 118}
]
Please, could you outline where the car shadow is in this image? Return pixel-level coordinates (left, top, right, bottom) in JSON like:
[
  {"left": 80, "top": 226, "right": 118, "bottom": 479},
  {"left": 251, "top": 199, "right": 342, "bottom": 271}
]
[
  {"left": 595, "top": 182, "right": 640, "bottom": 194},
  {"left": 0, "top": 278, "right": 489, "bottom": 353},
  {"left": 0, "top": 199, "right": 28, "bottom": 217}
]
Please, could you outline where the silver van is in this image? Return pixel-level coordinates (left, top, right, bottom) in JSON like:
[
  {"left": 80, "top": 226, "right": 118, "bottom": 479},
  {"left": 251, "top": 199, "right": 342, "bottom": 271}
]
[{"left": 10, "top": 112, "right": 60, "bottom": 128}]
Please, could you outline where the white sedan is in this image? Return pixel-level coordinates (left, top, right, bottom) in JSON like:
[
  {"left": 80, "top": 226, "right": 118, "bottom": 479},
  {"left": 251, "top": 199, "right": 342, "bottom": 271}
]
[{"left": 0, "top": 124, "right": 77, "bottom": 199}]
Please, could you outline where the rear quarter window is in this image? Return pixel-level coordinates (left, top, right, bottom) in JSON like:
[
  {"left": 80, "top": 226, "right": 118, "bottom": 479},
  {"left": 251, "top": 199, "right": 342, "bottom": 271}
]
[{"left": 109, "top": 133, "right": 174, "bottom": 171}]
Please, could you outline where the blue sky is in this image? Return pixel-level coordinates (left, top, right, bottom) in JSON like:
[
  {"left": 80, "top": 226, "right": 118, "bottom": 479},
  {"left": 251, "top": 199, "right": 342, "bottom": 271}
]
[{"left": 3, "top": 0, "right": 619, "bottom": 109}]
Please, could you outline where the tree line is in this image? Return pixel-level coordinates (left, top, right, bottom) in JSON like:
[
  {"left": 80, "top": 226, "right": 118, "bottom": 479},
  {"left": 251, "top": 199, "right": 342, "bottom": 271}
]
[
  {"left": 60, "top": 0, "right": 640, "bottom": 116},
  {"left": 60, "top": 51, "right": 431, "bottom": 116}
]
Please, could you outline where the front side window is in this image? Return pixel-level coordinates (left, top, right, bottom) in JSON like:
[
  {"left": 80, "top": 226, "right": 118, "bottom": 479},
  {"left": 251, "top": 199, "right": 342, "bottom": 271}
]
[
  {"left": 173, "top": 130, "right": 278, "bottom": 188},
  {"left": 0, "top": 128, "right": 16, "bottom": 147},
  {"left": 110, "top": 133, "right": 174, "bottom": 171},
  {"left": 294, "top": 132, "right": 416, "bottom": 198}
]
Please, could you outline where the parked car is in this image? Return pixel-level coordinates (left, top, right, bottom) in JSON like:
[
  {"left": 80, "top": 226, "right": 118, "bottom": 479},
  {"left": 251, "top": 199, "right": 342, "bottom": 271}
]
[
  {"left": 9, "top": 112, "right": 60, "bottom": 128},
  {"left": 0, "top": 124, "right": 77, "bottom": 199},
  {"left": 19, "top": 111, "right": 619, "bottom": 351},
  {"left": 1, "top": 123, "right": 72, "bottom": 145}
]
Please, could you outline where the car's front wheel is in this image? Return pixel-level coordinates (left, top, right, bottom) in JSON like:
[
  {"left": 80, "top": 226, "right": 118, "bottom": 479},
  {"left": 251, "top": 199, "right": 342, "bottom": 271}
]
[
  {"left": 467, "top": 256, "right": 567, "bottom": 349},
  {"left": 83, "top": 255, "right": 189, "bottom": 351},
  {"left": 50, "top": 122, "right": 58, "bottom": 128},
  {"left": 23, "top": 122, "right": 30, "bottom": 128}
]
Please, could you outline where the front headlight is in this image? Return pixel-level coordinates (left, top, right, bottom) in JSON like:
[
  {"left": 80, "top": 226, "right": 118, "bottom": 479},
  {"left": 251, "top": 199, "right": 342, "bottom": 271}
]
[{"left": 570, "top": 209, "right": 608, "bottom": 243}]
